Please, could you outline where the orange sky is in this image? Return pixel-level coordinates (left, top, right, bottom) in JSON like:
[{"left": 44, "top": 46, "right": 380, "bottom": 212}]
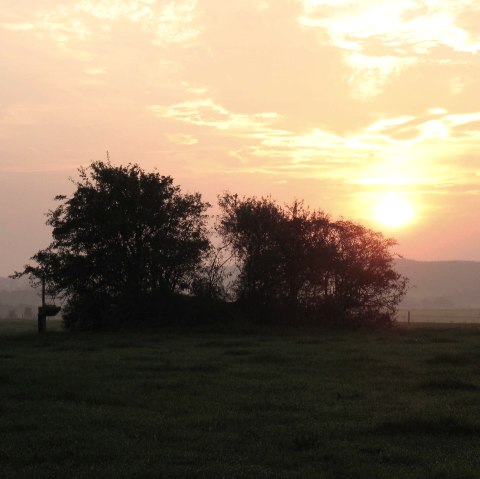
[{"left": 1, "top": 0, "right": 480, "bottom": 275}]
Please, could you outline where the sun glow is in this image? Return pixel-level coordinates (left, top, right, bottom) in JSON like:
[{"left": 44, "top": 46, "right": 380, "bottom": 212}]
[{"left": 373, "top": 192, "right": 415, "bottom": 229}]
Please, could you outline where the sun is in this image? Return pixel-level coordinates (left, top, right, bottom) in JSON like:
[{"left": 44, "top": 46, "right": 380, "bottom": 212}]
[{"left": 373, "top": 192, "right": 415, "bottom": 228}]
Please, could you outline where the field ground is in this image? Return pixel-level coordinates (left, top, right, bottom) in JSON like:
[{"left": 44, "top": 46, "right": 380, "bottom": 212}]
[
  {"left": 396, "top": 309, "right": 480, "bottom": 323},
  {"left": 2, "top": 319, "right": 480, "bottom": 478}
]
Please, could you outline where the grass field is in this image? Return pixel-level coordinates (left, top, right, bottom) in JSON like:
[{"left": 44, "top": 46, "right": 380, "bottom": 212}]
[
  {"left": 397, "top": 309, "right": 480, "bottom": 323},
  {"left": 2, "top": 319, "right": 480, "bottom": 478}
]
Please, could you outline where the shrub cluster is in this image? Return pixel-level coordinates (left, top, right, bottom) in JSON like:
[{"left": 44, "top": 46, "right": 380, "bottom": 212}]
[
  {"left": 218, "top": 194, "right": 407, "bottom": 326},
  {"left": 16, "top": 162, "right": 407, "bottom": 329}
]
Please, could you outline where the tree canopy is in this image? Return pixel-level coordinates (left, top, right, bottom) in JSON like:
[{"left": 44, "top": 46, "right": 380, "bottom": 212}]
[
  {"left": 16, "top": 162, "right": 408, "bottom": 329},
  {"left": 17, "top": 161, "right": 211, "bottom": 329},
  {"left": 218, "top": 193, "right": 407, "bottom": 326}
]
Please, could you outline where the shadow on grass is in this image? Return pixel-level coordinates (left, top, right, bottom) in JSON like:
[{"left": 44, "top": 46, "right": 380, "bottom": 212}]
[
  {"left": 295, "top": 338, "right": 325, "bottom": 345},
  {"left": 195, "top": 340, "right": 255, "bottom": 348},
  {"left": 0, "top": 353, "right": 15, "bottom": 359},
  {"left": 421, "top": 379, "right": 479, "bottom": 392},
  {"left": 428, "top": 336, "right": 460, "bottom": 344},
  {"left": 287, "top": 431, "right": 320, "bottom": 452},
  {"left": 187, "top": 363, "right": 221, "bottom": 373},
  {"left": 50, "top": 345, "right": 98, "bottom": 352},
  {"left": 106, "top": 340, "right": 140, "bottom": 349},
  {"left": 223, "top": 349, "right": 252, "bottom": 356},
  {"left": 0, "top": 373, "right": 16, "bottom": 386},
  {"left": 426, "top": 353, "right": 471, "bottom": 365},
  {"left": 376, "top": 417, "right": 480, "bottom": 436},
  {"left": 246, "top": 351, "right": 295, "bottom": 366},
  {"left": 131, "top": 363, "right": 183, "bottom": 373}
]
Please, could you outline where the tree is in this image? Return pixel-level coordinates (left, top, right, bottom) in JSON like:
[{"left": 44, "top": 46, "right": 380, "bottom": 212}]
[
  {"left": 217, "top": 193, "right": 285, "bottom": 313},
  {"left": 317, "top": 220, "right": 408, "bottom": 325},
  {"left": 218, "top": 193, "right": 333, "bottom": 318},
  {"left": 16, "top": 161, "right": 211, "bottom": 329},
  {"left": 218, "top": 192, "right": 407, "bottom": 326},
  {"left": 190, "top": 244, "right": 232, "bottom": 301}
]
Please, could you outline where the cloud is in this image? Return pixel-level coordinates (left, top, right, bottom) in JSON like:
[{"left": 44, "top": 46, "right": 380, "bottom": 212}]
[
  {"left": 166, "top": 133, "right": 198, "bottom": 145},
  {"left": 367, "top": 109, "right": 480, "bottom": 143},
  {"left": 345, "top": 53, "right": 418, "bottom": 100},
  {"left": 153, "top": 100, "right": 480, "bottom": 202},
  {"left": 298, "top": 0, "right": 480, "bottom": 99},
  {"left": 2, "top": 0, "right": 201, "bottom": 46},
  {"left": 299, "top": 0, "right": 480, "bottom": 54},
  {"left": 1, "top": 22, "right": 35, "bottom": 31},
  {"left": 150, "top": 98, "right": 279, "bottom": 131}
]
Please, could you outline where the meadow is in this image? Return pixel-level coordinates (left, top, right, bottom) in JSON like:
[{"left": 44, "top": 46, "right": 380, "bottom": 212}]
[
  {"left": 396, "top": 309, "right": 480, "bottom": 324},
  {"left": 1, "top": 319, "right": 480, "bottom": 478}
]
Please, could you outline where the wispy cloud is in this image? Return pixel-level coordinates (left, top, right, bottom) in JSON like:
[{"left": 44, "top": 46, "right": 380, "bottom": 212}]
[
  {"left": 299, "top": 0, "right": 480, "bottom": 54},
  {"left": 151, "top": 99, "right": 480, "bottom": 198},
  {"left": 345, "top": 53, "right": 418, "bottom": 100},
  {"left": 2, "top": 0, "right": 200, "bottom": 45},
  {"left": 150, "top": 99, "right": 279, "bottom": 131},
  {"left": 166, "top": 133, "right": 198, "bottom": 145},
  {"left": 298, "top": 0, "right": 480, "bottom": 99}
]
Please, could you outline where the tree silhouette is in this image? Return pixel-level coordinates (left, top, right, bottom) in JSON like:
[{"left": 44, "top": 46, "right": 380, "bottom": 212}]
[
  {"left": 16, "top": 161, "right": 211, "bottom": 329},
  {"left": 218, "top": 193, "right": 285, "bottom": 313},
  {"left": 218, "top": 192, "right": 407, "bottom": 325},
  {"left": 319, "top": 220, "right": 408, "bottom": 325}
]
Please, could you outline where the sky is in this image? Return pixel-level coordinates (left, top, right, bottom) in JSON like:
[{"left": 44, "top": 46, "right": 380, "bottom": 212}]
[{"left": 1, "top": 0, "right": 480, "bottom": 276}]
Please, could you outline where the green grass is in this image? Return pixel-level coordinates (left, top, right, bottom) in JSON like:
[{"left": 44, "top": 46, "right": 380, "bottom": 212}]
[{"left": 2, "top": 320, "right": 480, "bottom": 478}]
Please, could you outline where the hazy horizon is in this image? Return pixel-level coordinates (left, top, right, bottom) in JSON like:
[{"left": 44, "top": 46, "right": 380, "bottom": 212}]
[{"left": 1, "top": 1, "right": 479, "bottom": 276}]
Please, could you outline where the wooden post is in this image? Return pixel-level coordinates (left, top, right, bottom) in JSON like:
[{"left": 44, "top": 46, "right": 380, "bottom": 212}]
[
  {"left": 407, "top": 310, "right": 411, "bottom": 323},
  {"left": 42, "top": 276, "right": 46, "bottom": 308}
]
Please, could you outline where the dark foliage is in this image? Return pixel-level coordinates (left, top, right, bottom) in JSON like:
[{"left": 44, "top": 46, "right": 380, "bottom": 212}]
[
  {"left": 13, "top": 161, "right": 408, "bottom": 330},
  {"left": 218, "top": 192, "right": 407, "bottom": 326},
  {"left": 15, "top": 161, "right": 211, "bottom": 329}
]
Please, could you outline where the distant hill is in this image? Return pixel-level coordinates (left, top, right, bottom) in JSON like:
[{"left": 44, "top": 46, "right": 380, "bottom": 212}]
[{"left": 395, "top": 259, "right": 480, "bottom": 309}]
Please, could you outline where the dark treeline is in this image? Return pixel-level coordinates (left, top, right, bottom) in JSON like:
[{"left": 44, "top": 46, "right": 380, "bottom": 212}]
[{"left": 15, "top": 161, "right": 407, "bottom": 330}]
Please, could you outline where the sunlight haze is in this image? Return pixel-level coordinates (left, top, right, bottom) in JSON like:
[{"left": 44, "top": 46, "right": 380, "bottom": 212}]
[{"left": 1, "top": 0, "right": 479, "bottom": 275}]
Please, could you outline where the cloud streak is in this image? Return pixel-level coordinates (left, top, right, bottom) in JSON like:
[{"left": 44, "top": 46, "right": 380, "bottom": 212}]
[
  {"left": 2, "top": 0, "right": 201, "bottom": 45},
  {"left": 299, "top": 0, "right": 480, "bottom": 101}
]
